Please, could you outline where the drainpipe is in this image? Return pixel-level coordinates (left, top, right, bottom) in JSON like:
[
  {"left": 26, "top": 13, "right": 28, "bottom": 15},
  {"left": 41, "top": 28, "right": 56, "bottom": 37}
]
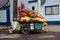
[{"left": 38, "top": 0, "right": 41, "bottom": 15}]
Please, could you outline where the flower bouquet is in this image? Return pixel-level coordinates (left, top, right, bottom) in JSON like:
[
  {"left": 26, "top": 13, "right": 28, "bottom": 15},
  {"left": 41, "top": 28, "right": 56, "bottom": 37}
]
[{"left": 17, "top": 3, "right": 48, "bottom": 27}]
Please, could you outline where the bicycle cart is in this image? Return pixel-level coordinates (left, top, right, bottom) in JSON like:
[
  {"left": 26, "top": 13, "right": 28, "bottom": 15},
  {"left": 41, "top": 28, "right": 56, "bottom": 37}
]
[
  {"left": 15, "top": 20, "right": 44, "bottom": 34},
  {"left": 9, "top": 3, "right": 48, "bottom": 34}
]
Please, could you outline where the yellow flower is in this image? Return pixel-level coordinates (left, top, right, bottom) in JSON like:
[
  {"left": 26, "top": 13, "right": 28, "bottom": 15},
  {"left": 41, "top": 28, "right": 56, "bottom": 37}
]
[
  {"left": 21, "top": 16, "right": 31, "bottom": 21},
  {"left": 36, "top": 17, "right": 44, "bottom": 22},
  {"left": 31, "top": 18, "right": 36, "bottom": 20}
]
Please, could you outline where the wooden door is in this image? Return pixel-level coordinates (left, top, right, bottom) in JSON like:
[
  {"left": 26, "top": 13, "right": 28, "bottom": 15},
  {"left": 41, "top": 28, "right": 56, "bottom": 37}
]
[{"left": 13, "top": 0, "right": 17, "bottom": 21}]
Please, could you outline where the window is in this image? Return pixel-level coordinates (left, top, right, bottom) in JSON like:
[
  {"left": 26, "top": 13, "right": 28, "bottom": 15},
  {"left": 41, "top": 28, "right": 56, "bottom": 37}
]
[{"left": 45, "top": 5, "right": 59, "bottom": 15}]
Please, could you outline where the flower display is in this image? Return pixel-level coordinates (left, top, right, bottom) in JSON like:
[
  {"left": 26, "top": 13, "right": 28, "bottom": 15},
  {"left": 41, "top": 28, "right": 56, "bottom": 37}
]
[
  {"left": 21, "top": 16, "right": 31, "bottom": 22},
  {"left": 35, "top": 15, "right": 44, "bottom": 22},
  {"left": 17, "top": 3, "right": 48, "bottom": 26},
  {"left": 43, "top": 22, "right": 48, "bottom": 27}
]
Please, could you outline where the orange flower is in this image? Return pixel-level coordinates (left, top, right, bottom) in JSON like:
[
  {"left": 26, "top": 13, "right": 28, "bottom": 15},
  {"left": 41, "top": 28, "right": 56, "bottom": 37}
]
[{"left": 43, "top": 22, "right": 48, "bottom": 27}]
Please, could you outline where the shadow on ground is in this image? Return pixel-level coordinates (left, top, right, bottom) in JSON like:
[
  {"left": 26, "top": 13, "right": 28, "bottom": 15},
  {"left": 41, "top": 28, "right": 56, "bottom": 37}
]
[{"left": 0, "top": 30, "right": 60, "bottom": 40}]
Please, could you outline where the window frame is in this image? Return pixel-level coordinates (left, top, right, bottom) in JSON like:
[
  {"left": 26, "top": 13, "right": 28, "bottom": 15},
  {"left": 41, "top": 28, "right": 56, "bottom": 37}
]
[{"left": 45, "top": 5, "right": 59, "bottom": 15}]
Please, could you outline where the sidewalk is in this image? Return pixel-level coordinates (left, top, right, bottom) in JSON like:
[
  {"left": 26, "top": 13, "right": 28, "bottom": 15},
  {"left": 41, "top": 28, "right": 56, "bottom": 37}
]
[
  {"left": 44, "top": 25, "right": 60, "bottom": 32},
  {"left": 0, "top": 25, "right": 60, "bottom": 32},
  {"left": 0, "top": 26, "right": 7, "bottom": 30}
]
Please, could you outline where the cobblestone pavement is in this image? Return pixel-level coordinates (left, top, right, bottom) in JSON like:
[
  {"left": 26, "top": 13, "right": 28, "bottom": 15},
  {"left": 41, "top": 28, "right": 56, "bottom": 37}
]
[{"left": 0, "top": 25, "right": 60, "bottom": 40}]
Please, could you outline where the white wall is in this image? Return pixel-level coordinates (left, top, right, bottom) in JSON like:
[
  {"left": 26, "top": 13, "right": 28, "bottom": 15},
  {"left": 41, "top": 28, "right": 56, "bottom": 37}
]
[
  {"left": 10, "top": 0, "right": 13, "bottom": 25},
  {"left": 42, "top": 0, "right": 60, "bottom": 21},
  {"left": 18, "top": 0, "right": 38, "bottom": 12},
  {"left": 18, "top": 0, "right": 60, "bottom": 21}
]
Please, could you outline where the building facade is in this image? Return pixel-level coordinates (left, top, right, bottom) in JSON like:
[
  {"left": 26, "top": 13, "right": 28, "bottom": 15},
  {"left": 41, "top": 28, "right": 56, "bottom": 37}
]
[
  {"left": 0, "top": 0, "right": 60, "bottom": 25},
  {"left": 0, "top": 0, "right": 13, "bottom": 25},
  {"left": 18, "top": 0, "right": 60, "bottom": 25},
  {"left": 42, "top": 0, "right": 60, "bottom": 25}
]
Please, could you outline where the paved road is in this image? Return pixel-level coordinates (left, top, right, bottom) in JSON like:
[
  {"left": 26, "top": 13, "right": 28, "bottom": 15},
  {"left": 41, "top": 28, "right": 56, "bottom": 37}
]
[{"left": 0, "top": 25, "right": 60, "bottom": 40}]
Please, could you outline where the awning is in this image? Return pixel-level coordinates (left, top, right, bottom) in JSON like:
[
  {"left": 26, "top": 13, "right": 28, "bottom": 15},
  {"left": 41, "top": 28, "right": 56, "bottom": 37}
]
[{"left": 0, "top": 0, "right": 8, "bottom": 8}]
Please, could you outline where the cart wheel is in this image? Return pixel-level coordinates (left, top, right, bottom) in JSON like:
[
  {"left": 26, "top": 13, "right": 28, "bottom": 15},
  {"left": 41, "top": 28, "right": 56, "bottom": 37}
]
[{"left": 22, "top": 24, "right": 30, "bottom": 34}]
